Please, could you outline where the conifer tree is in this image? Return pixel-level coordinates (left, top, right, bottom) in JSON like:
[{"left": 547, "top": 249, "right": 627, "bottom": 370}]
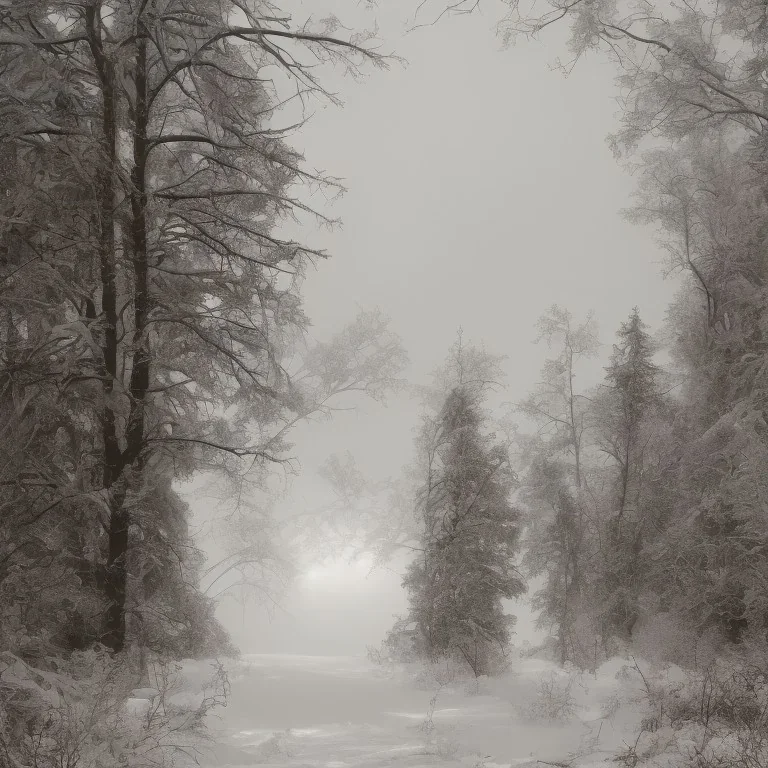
[
  {"left": 592, "top": 308, "right": 662, "bottom": 640},
  {"left": 403, "top": 340, "right": 524, "bottom": 676}
]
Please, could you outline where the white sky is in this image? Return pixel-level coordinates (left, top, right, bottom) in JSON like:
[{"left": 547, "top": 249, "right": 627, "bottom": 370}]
[{"left": 195, "top": 0, "right": 681, "bottom": 656}]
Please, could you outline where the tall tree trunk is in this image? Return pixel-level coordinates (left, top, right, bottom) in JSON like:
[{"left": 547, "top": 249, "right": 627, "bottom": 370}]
[
  {"left": 103, "top": 25, "right": 152, "bottom": 653},
  {"left": 86, "top": 4, "right": 131, "bottom": 652},
  {"left": 85, "top": 5, "right": 121, "bottom": 490},
  {"left": 126, "top": 27, "right": 150, "bottom": 463}
]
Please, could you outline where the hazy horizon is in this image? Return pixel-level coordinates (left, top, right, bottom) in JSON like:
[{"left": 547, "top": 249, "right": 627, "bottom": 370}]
[{"left": 193, "top": 0, "right": 681, "bottom": 658}]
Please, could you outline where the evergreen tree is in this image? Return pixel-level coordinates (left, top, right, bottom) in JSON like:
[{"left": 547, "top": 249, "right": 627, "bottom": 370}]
[
  {"left": 628, "top": 139, "right": 768, "bottom": 646},
  {"left": 591, "top": 308, "right": 662, "bottom": 640},
  {"left": 403, "top": 341, "right": 524, "bottom": 676}
]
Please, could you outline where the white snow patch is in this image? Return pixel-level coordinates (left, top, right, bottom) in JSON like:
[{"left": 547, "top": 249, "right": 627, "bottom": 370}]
[{"left": 192, "top": 653, "right": 705, "bottom": 768}]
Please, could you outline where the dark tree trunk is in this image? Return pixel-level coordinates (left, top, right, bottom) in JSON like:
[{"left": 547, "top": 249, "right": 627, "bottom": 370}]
[
  {"left": 86, "top": 5, "right": 133, "bottom": 653},
  {"left": 102, "top": 25, "right": 152, "bottom": 653},
  {"left": 102, "top": 494, "right": 129, "bottom": 652}
]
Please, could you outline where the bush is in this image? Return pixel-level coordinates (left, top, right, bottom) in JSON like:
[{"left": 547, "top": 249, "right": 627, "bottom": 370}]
[
  {"left": 382, "top": 618, "right": 427, "bottom": 664},
  {"left": 412, "top": 656, "right": 463, "bottom": 690},
  {"left": 655, "top": 662, "right": 768, "bottom": 733},
  {"left": 366, "top": 644, "right": 395, "bottom": 678},
  {"left": 606, "top": 654, "right": 768, "bottom": 768},
  {"left": 520, "top": 670, "right": 578, "bottom": 722},
  {"left": 0, "top": 648, "right": 229, "bottom": 768}
]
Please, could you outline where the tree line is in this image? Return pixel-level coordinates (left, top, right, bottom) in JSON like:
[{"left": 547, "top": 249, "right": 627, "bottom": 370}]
[
  {"left": 376, "top": 284, "right": 768, "bottom": 676},
  {"left": 344, "top": 0, "right": 768, "bottom": 678}
]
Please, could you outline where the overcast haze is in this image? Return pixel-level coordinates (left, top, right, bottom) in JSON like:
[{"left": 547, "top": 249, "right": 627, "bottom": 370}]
[
  {"left": 9, "top": 4, "right": 768, "bottom": 767},
  {"left": 195, "top": 0, "right": 681, "bottom": 656}
]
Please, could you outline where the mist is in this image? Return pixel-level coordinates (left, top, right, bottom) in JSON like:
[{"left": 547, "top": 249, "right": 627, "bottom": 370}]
[
  {"left": 5, "top": 1, "right": 762, "bottom": 767},
  {"left": 191, "top": 0, "right": 678, "bottom": 659}
]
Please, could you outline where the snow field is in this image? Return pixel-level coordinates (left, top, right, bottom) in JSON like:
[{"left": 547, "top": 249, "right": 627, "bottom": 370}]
[{"left": 187, "top": 654, "right": 673, "bottom": 768}]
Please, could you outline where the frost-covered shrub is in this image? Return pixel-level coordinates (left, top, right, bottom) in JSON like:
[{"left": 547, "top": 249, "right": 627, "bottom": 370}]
[
  {"left": 605, "top": 655, "right": 768, "bottom": 768},
  {"left": 433, "top": 732, "right": 462, "bottom": 760},
  {"left": 381, "top": 618, "right": 428, "bottom": 663},
  {"left": 366, "top": 644, "right": 388, "bottom": 665},
  {"left": 412, "top": 656, "right": 463, "bottom": 690},
  {"left": 614, "top": 658, "right": 676, "bottom": 725},
  {"left": 414, "top": 683, "right": 463, "bottom": 762},
  {"left": 252, "top": 730, "right": 294, "bottom": 761},
  {"left": 409, "top": 646, "right": 512, "bottom": 691},
  {"left": 640, "top": 659, "right": 768, "bottom": 734},
  {"left": 520, "top": 670, "right": 578, "bottom": 722},
  {"left": 365, "top": 643, "right": 396, "bottom": 679},
  {"left": 0, "top": 648, "right": 228, "bottom": 768}
]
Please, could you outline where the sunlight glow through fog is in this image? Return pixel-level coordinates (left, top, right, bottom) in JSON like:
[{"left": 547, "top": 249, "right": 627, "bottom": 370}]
[{"left": 302, "top": 555, "right": 376, "bottom": 590}]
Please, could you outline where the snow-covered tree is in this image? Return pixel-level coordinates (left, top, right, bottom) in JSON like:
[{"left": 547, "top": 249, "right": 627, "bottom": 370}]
[
  {"left": 589, "top": 309, "right": 664, "bottom": 640},
  {"left": 403, "top": 339, "right": 525, "bottom": 676},
  {"left": 518, "top": 306, "right": 599, "bottom": 489},
  {"left": 522, "top": 457, "right": 588, "bottom": 665},
  {"left": 517, "top": 307, "right": 598, "bottom": 664},
  {"left": 0, "top": 0, "right": 404, "bottom": 675}
]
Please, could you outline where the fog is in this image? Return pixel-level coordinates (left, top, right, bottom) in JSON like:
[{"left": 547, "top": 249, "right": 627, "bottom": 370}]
[
  {"left": 7, "top": 2, "right": 766, "bottom": 767},
  {"left": 190, "top": 0, "right": 679, "bottom": 659}
]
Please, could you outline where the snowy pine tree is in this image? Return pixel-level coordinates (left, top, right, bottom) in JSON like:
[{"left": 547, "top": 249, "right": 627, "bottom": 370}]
[
  {"left": 403, "top": 341, "right": 524, "bottom": 676},
  {"left": 591, "top": 308, "right": 663, "bottom": 640}
]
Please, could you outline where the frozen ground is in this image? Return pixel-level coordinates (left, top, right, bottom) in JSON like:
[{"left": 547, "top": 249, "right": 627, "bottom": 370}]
[{"left": 189, "top": 654, "right": 661, "bottom": 768}]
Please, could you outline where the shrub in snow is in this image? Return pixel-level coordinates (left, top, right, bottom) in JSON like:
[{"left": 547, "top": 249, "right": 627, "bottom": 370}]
[
  {"left": 519, "top": 669, "right": 578, "bottom": 722},
  {"left": 0, "top": 648, "right": 229, "bottom": 768},
  {"left": 415, "top": 685, "right": 463, "bottom": 762},
  {"left": 654, "top": 660, "right": 768, "bottom": 734},
  {"left": 412, "top": 658, "right": 454, "bottom": 690},
  {"left": 366, "top": 643, "right": 389, "bottom": 666},
  {"left": 433, "top": 732, "right": 462, "bottom": 760},
  {"left": 599, "top": 654, "right": 768, "bottom": 768}
]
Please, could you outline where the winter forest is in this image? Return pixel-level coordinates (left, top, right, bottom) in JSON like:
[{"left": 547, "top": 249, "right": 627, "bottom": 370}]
[{"left": 3, "top": 0, "right": 768, "bottom": 766}]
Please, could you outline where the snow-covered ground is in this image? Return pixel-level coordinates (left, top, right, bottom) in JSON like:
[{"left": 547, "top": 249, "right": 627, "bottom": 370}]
[{"left": 191, "top": 654, "right": 662, "bottom": 768}]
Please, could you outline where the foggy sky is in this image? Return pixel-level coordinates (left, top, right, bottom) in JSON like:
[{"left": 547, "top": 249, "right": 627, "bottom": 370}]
[{"left": 193, "top": 0, "right": 681, "bottom": 656}]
